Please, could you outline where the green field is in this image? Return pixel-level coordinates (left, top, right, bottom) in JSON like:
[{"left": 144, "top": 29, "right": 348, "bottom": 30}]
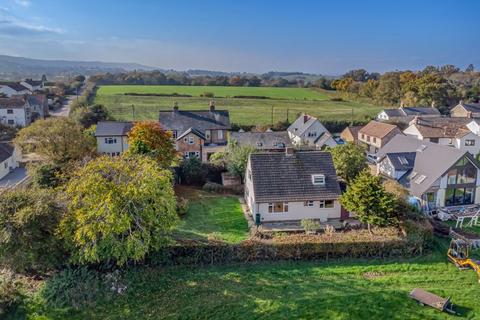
[
  {"left": 175, "top": 189, "right": 249, "bottom": 243},
  {"left": 16, "top": 240, "right": 480, "bottom": 319},
  {"left": 95, "top": 85, "right": 382, "bottom": 127}
]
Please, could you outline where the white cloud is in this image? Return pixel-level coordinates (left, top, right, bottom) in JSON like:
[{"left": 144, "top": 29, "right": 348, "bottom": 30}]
[
  {"left": 14, "top": 0, "right": 31, "bottom": 8},
  {"left": 0, "top": 7, "right": 64, "bottom": 36}
]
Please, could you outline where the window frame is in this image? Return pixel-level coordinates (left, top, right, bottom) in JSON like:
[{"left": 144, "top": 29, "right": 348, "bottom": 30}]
[{"left": 312, "top": 174, "right": 325, "bottom": 185}]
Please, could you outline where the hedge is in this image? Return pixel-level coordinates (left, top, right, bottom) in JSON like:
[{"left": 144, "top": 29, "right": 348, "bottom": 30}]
[{"left": 147, "top": 220, "right": 433, "bottom": 266}]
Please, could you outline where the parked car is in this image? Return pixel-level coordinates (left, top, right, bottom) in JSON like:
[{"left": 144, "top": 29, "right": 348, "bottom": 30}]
[{"left": 366, "top": 153, "right": 378, "bottom": 164}]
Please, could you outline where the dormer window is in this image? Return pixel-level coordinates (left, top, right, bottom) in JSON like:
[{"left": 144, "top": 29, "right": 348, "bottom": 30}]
[
  {"left": 256, "top": 142, "right": 263, "bottom": 147},
  {"left": 312, "top": 174, "right": 325, "bottom": 185}
]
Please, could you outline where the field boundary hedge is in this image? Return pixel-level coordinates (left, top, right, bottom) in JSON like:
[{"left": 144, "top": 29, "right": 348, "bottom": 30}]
[{"left": 147, "top": 219, "right": 433, "bottom": 266}]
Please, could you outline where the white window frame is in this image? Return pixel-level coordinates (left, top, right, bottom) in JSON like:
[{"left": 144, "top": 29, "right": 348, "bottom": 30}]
[
  {"left": 304, "top": 200, "right": 314, "bottom": 207},
  {"left": 218, "top": 130, "right": 224, "bottom": 140},
  {"left": 205, "top": 130, "right": 211, "bottom": 140},
  {"left": 465, "top": 139, "right": 475, "bottom": 146},
  {"left": 312, "top": 174, "right": 325, "bottom": 185},
  {"left": 319, "top": 200, "right": 334, "bottom": 208},
  {"left": 268, "top": 202, "right": 288, "bottom": 213},
  {"left": 188, "top": 136, "right": 195, "bottom": 144},
  {"left": 184, "top": 152, "right": 189, "bottom": 159},
  {"left": 6, "top": 109, "right": 13, "bottom": 114}
]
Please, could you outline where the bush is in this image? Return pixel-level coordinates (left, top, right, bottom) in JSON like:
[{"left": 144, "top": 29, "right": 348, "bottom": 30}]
[
  {"left": 301, "top": 219, "right": 321, "bottom": 234},
  {"left": 0, "top": 269, "right": 23, "bottom": 317},
  {"left": 180, "top": 158, "right": 208, "bottom": 185},
  {"left": 32, "top": 163, "right": 62, "bottom": 188},
  {"left": 201, "top": 92, "right": 215, "bottom": 98},
  {"left": 176, "top": 197, "right": 189, "bottom": 217},
  {"left": 202, "top": 182, "right": 225, "bottom": 193},
  {"left": 41, "top": 267, "right": 105, "bottom": 310}
]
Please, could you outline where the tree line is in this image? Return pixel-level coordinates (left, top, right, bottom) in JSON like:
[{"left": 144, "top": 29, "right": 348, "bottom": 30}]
[{"left": 331, "top": 64, "right": 480, "bottom": 112}]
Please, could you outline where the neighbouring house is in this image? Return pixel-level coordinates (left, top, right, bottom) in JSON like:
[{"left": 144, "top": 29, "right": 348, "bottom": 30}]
[
  {"left": 403, "top": 117, "right": 480, "bottom": 156},
  {"left": 340, "top": 125, "right": 363, "bottom": 144},
  {"left": 287, "top": 114, "right": 337, "bottom": 149},
  {"left": 20, "top": 79, "right": 44, "bottom": 92},
  {"left": 376, "top": 135, "right": 480, "bottom": 211},
  {"left": 0, "top": 82, "right": 31, "bottom": 97},
  {"left": 376, "top": 106, "right": 441, "bottom": 124},
  {"left": 159, "top": 101, "right": 230, "bottom": 162},
  {"left": 0, "top": 96, "right": 32, "bottom": 127},
  {"left": 450, "top": 101, "right": 480, "bottom": 118},
  {"left": 95, "top": 121, "right": 133, "bottom": 156},
  {"left": 229, "top": 130, "right": 292, "bottom": 151},
  {"left": 0, "top": 143, "right": 17, "bottom": 180},
  {"left": 358, "top": 120, "right": 403, "bottom": 153},
  {"left": 244, "top": 148, "right": 342, "bottom": 226},
  {"left": 26, "top": 94, "right": 49, "bottom": 119}
]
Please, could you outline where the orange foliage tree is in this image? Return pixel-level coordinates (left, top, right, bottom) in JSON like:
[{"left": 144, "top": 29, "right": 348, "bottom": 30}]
[{"left": 126, "top": 121, "right": 178, "bottom": 168}]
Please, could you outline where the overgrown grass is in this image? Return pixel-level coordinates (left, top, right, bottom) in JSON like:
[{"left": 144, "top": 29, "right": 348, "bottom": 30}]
[
  {"left": 95, "top": 86, "right": 381, "bottom": 126},
  {"left": 174, "top": 190, "right": 248, "bottom": 243},
  {"left": 445, "top": 220, "right": 480, "bottom": 236},
  {"left": 12, "top": 239, "right": 480, "bottom": 319}
]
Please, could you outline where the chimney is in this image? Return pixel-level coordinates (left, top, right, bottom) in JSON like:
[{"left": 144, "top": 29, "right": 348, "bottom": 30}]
[
  {"left": 209, "top": 99, "right": 215, "bottom": 112},
  {"left": 431, "top": 101, "right": 436, "bottom": 108},
  {"left": 303, "top": 114, "right": 309, "bottom": 124},
  {"left": 400, "top": 101, "right": 404, "bottom": 108},
  {"left": 459, "top": 100, "right": 464, "bottom": 105},
  {"left": 285, "top": 147, "right": 295, "bottom": 156},
  {"left": 173, "top": 101, "right": 179, "bottom": 112},
  {"left": 467, "top": 111, "right": 473, "bottom": 118}
]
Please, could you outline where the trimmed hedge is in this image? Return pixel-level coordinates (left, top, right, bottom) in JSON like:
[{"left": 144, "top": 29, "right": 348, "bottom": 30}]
[{"left": 147, "top": 220, "right": 433, "bottom": 266}]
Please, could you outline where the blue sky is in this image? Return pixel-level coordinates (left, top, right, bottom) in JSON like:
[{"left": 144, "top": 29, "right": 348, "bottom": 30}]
[{"left": 0, "top": 0, "right": 479, "bottom": 74}]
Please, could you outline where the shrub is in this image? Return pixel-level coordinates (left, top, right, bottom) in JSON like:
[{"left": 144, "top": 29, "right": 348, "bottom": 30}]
[
  {"left": 201, "top": 92, "right": 215, "bottom": 98},
  {"left": 301, "top": 219, "right": 321, "bottom": 234},
  {"left": 0, "top": 269, "right": 23, "bottom": 317},
  {"left": 32, "top": 163, "right": 62, "bottom": 188},
  {"left": 41, "top": 267, "right": 105, "bottom": 310},
  {"left": 202, "top": 182, "right": 225, "bottom": 193},
  {"left": 176, "top": 197, "right": 189, "bottom": 217},
  {"left": 180, "top": 158, "right": 208, "bottom": 185}
]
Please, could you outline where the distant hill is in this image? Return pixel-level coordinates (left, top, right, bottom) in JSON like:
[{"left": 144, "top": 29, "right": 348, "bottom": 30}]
[{"left": 0, "top": 55, "right": 156, "bottom": 80}]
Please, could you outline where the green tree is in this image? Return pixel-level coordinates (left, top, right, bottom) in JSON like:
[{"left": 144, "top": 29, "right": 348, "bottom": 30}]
[
  {"left": 14, "top": 118, "right": 95, "bottom": 164},
  {"left": 374, "top": 72, "right": 402, "bottom": 105},
  {"left": 181, "top": 157, "right": 208, "bottom": 185},
  {"left": 71, "top": 104, "right": 110, "bottom": 128},
  {"left": 126, "top": 121, "right": 178, "bottom": 168},
  {"left": 60, "top": 156, "right": 178, "bottom": 265},
  {"left": 226, "top": 143, "right": 256, "bottom": 181},
  {"left": 340, "top": 170, "right": 398, "bottom": 233},
  {"left": 0, "top": 188, "right": 64, "bottom": 272},
  {"left": 328, "top": 144, "right": 367, "bottom": 183}
]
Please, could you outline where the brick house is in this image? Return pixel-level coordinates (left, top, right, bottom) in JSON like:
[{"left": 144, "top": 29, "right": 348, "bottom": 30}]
[
  {"left": 358, "top": 120, "right": 403, "bottom": 153},
  {"left": 159, "top": 101, "right": 230, "bottom": 162}
]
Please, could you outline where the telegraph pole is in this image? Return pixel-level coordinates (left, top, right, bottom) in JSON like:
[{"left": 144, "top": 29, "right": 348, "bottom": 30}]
[
  {"left": 271, "top": 105, "right": 274, "bottom": 126},
  {"left": 131, "top": 104, "right": 135, "bottom": 121}
]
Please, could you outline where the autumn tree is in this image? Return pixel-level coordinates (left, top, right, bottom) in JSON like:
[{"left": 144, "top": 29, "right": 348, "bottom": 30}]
[
  {"left": 340, "top": 170, "right": 398, "bottom": 233},
  {"left": 60, "top": 156, "right": 178, "bottom": 265},
  {"left": 328, "top": 143, "right": 367, "bottom": 183},
  {"left": 126, "top": 121, "right": 178, "bottom": 168},
  {"left": 71, "top": 104, "right": 110, "bottom": 128},
  {"left": 14, "top": 118, "right": 95, "bottom": 164},
  {"left": 0, "top": 188, "right": 64, "bottom": 272}
]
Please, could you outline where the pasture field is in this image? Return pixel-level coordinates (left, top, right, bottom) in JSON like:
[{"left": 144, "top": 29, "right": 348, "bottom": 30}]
[
  {"left": 95, "top": 85, "right": 382, "bottom": 126},
  {"left": 15, "top": 240, "right": 480, "bottom": 319}
]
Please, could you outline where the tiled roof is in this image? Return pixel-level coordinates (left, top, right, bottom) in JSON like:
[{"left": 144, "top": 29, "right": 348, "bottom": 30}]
[
  {"left": 95, "top": 121, "right": 133, "bottom": 136},
  {"left": 249, "top": 151, "right": 341, "bottom": 202},
  {"left": 177, "top": 127, "right": 206, "bottom": 140},
  {"left": 359, "top": 120, "right": 400, "bottom": 139},
  {"left": 0, "top": 143, "right": 14, "bottom": 163},
  {"left": 382, "top": 107, "right": 441, "bottom": 118},
  {"left": 159, "top": 109, "right": 230, "bottom": 136},
  {"left": 230, "top": 131, "right": 292, "bottom": 150},
  {"left": 0, "top": 97, "right": 27, "bottom": 109},
  {"left": 411, "top": 117, "right": 472, "bottom": 138}
]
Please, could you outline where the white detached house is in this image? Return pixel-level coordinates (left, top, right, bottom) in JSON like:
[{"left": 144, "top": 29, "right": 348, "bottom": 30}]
[
  {"left": 287, "top": 114, "right": 337, "bottom": 149},
  {"left": 244, "top": 149, "right": 343, "bottom": 226}
]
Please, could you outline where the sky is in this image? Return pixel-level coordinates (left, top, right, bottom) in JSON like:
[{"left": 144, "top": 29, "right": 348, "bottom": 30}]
[{"left": 0, "top": 0, "right": 479, "bottom": 74}]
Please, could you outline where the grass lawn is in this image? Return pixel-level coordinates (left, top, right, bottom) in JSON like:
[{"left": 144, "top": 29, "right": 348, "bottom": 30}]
[
  {"left": 174, "top": 188, "right": 249, "bottom": 243},
  {"left": 95, "top": 85, "right": 382, "bottom": 126},
  {"left": 445, "top": 220, "right": 480, "bottom": 236},
  {"left": 16, "top": 240, "right": 480, "bottom": 320}
]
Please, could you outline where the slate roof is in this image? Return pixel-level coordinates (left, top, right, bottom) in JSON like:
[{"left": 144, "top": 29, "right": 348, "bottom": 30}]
[
  {"left": 0, "top": 143, "right": 14, "bottom": 163},
  {"left": 26, "top": 94, "right": 47, "bottom": 106},
  {"left": 159, "top": 109, "right": 230, "bottom": 136},
  {"left": 287, "top": 114, "right": 318, "bottom": 136},
  {"left": 230, "top": 131, "right": 292, "bottom": 149},
  {"left": 382, "top": 107, "right": 441, "bottom": 117},
  {"left": 23, "top": 79, "right": 43, "bottom": 86},
  {"left": 359, "top": 121, "right": 401, "bottom": 139},
  {"left": 249, "top": 151, "right": 341, "bottom": 202},
  {"left": 385, "top": 152, "right": 416, "bottom": 171},
  {"left": 0, "top": 97, "right": 26, "bottom": 109},
  {"left": 455, "top": 102, "right": 480, "bottom": 113},
  {"left": 177, "top": 127, "right": 206, "bottom": 140},
  {"left": 95, "top": 121, "right": 133, "bottom": 136},
  {"left": 410, "top": 117, "right": 472, "bottom": 138},
  {"left": 0, "top": 82, "right": 29, "bottom": 92},
  {"left": 377, "top": 135, "right": 478, "bottom": 197}
]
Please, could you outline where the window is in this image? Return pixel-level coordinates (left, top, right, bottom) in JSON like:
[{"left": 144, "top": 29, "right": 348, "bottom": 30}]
[
  {"left": 6, "top": 109, "right": 13, "bottom": 114},
  {"left": 312, "top": 174, "right": 325, "bottom": 185},
  {"left": 373, "top": 137, "right": 377, "bottom": 143},
  {"left": 184, "top": 136, "right": 195, "bottom": 144},
  {"left": 398, "top": 156, "right": 409, "bottom": 165},
  {"left": 308, "top": 132, "right": 317, "bottom": 137},
  {"left": 465, "top": 139, "right": 475, "bottom": 146},
  {"left": 319, "top": 200, "right": 334, "bottom": 208},
  {"left": 447, "top": 157, "right": 477, "bottom": 185},
  {"left": 205, "top": 130, "right": 211, "bottom": 140},
  {"left": 415, "top": 175, "right": 427, "bottom": 184},
  {"left": 256, "top": 142, "right": 263, "bottom": 147},
  {"left": 184, "top": 152, "right": 189, "bottom": 159},
  {"left": 361, "top": 134, "right": 365, "bottom": 140},
  {"left": 366, "top": 136, "right": 371, "bottom": 142},
  {"left": 248, "top": 169, "right": 252, "bottom": 180},
  {"left": 195, "top": 151, "right": 200, "bottom": 158},
  {"left": 446, "top": 187, "right": 475, "bottom": 206},
  {"left": 304, "top": 200, "right": 314, "bottom": 207},
  {"left": 218, "top": 130, "right": 224, "bottom": 140},
  {"left": 172, "top": 131, "right": 177, "bottom": 139},
  {"left": 7, "top": 120, "right": 14, "bottom": 125},
  {"left": 4, "top": 162, "right": 7, "bottom": 169},
  {"left": 268, "top": 202, "right": 288, "bottom": 213},
  {"left": 430, "top": 138, "right": 439, "bottom": 143},
  {"left": 104, "top": 137, "right": 117, "bottom": 144}
]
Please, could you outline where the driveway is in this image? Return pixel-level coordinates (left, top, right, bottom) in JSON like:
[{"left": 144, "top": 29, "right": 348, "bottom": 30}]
[{"left": 50, "top": 82, "right": 86, "bottom": 118}]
